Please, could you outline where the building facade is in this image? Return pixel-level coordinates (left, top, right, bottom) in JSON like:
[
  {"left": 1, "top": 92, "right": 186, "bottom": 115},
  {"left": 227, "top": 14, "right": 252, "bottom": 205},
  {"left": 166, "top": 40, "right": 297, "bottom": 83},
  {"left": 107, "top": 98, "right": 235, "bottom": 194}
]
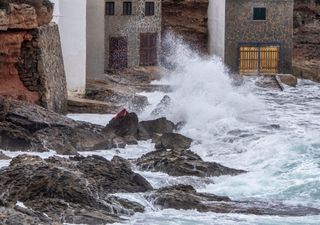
[
  {"left": 104, "top": 0, "right": 161, "bottom": 70},
  {"left": 52, "top": 0, "right": 87, "bottom": 92},
  {"left": 52, "top": 0, "right": 161, "bottom": 92},
  {"left": 210, "top": 0, "right": 294, "bottom": 75}
]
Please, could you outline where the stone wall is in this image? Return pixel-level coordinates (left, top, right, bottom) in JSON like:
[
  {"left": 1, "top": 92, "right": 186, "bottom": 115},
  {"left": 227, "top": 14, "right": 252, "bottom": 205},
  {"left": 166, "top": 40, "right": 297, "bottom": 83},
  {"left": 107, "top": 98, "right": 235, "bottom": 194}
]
[
  {"left": 36, "top": 23, "right": 67, "bottom": 113},
  {"left": 225, "top": 0, "right": 294, "bottom": 74},
  {"left": 105, "top": 0, "right": 161, "bottom": 70},
  {"left": 0, "top": 2, "right": 67, "bottom": 114},
  {"left": 162, "top": 0, "right": 209, "bottom": 55}
]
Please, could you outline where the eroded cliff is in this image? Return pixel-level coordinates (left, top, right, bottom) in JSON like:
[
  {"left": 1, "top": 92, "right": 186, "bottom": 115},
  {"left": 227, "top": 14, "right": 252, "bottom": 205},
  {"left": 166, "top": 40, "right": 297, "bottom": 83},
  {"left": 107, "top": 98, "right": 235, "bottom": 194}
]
[
  {"left": 0, "top": 0, "right": 67, "bottom": 113},
  {"left": 293, "top": 0, "right": 320, "bottom": 81},
  {"left": 162, "top": 0, "right": 209, "bottom": 55}
]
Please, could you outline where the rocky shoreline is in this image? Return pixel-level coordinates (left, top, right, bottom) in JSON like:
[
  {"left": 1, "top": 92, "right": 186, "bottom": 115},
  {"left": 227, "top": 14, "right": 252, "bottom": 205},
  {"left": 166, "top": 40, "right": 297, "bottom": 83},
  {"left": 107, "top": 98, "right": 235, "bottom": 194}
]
[{"left": 1, "top": 97, "right": 320, "bottom": 224}]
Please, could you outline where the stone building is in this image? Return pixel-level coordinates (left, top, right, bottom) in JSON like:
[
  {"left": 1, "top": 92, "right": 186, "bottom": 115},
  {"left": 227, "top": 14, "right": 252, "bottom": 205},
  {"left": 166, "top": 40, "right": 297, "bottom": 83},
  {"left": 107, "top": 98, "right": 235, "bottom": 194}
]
[
  {"left": 52, "top": 0, "right": 161, "bottom": 92},
  {"left": 209, "top": 0, "right": 294, "bottom": 74},
  {"left": 103, "top": 0, "right": 162, "bottom": 70}
]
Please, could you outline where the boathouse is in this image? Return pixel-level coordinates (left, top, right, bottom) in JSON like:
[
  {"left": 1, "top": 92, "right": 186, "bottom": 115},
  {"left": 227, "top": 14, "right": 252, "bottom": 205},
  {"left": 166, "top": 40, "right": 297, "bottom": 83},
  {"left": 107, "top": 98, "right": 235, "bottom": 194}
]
[{"left": 209, "top": 0, "right": 294, "bottom": 75}]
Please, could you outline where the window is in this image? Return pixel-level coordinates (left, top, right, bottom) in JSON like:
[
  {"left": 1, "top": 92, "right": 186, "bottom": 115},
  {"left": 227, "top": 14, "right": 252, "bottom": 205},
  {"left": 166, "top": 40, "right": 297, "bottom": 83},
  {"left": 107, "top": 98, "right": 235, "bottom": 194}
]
[
  {"left": 253, "top": 7, "right": 266, "bottom": 20},
  {"left": 105, "top": 2, "right": 115, "bottom": 16},
  {"left": 123, "top": 2, "right": 132, "bottom": 15},
  {"left": 145, "top": 2, "right": 154, "bottom": 16}
]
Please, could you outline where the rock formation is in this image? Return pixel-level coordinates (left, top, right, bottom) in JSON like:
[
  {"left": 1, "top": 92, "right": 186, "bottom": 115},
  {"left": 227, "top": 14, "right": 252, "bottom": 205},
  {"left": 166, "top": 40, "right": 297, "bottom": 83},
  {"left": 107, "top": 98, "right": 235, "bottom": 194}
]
[
  {"left": 292, "top": 0, "right": 319, "bottom": 81},
  {"left": 0, "top": 154, "right": 151, "bottom": 224},
  {"left": 0, "top": 0, "right": 67, "bottom": 113},
  {"left": 161, "top": 0, "right": 209, "bottom": 55},
  {"left": 149, "top": 185, "right": 320, "bottom": 216},
  {"left": 136, "top": 147, "right": 245, "bottom": 177}
]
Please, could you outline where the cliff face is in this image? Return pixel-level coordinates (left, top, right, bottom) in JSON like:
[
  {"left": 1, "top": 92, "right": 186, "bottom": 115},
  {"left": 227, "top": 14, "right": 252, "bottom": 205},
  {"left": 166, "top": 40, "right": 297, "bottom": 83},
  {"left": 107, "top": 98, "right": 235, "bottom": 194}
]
[
  {"left": 293, "top": 0, "right": 320, "bottom": 81},
  {"left": 162, "top": 0, "right": 209, "bottom": 55},
  {"left": 0, "top": 0, "right": 67, "bottom": 113}
]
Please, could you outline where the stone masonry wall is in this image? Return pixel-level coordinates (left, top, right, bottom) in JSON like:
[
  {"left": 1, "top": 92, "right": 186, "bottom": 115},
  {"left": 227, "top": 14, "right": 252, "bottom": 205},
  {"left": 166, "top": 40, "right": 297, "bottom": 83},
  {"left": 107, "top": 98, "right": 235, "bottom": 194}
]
[
  {"left": 4, "top": 24, "right": 67, "bottom": 113},
  {"left": 225, "top": 0, "right": 294, "bottom": 74},
  {"left": 0, "top": 2, "right": 67, "bottom": 114},
  {"left": 105, "top": 0, "right": 161, "bottom": 70},
  {"left": 36, "top": 23, "right": 67, "bottom": 113}
]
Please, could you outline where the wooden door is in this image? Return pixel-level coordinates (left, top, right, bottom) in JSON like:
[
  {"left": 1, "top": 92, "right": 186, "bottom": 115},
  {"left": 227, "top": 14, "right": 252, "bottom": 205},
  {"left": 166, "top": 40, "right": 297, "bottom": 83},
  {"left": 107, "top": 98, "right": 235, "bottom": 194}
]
[
  {"left": 259, "top": 46, "right": 279, "bottom": 74},
  {"left": 239, "top": 46, "right": 259, "bottom": 74},
  {"left": 109, "top": 37, "right": 128, "bottom": 69},
  {"left": 239, "top": 46, "right": 279, "bottom": 75},
  {"left": 140, "top": 33, "right": 157, "bottom": 66}
]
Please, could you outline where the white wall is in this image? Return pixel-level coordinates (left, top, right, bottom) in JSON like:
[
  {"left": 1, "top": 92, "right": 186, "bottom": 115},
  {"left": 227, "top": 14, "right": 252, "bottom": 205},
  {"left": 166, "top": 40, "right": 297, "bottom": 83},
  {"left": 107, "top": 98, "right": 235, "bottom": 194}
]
[
  {"left": 52, "top": 0, "right": 87, "bottom": 93},
  {"left": 208, "top": 0, "right": 226, "bottom": 60},
  {"left": 86, "top": 0, "right": 105, "bottom": 79}
]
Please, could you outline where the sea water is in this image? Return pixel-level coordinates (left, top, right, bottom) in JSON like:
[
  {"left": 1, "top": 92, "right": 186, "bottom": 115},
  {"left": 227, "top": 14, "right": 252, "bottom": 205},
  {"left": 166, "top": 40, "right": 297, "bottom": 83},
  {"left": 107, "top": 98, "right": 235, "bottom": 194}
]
[
  {"left": 1, "top": 36, "right": 320, "bottom": 225},
  {"left": 75, "top": 37, "right": 320, "bottom": 224}
]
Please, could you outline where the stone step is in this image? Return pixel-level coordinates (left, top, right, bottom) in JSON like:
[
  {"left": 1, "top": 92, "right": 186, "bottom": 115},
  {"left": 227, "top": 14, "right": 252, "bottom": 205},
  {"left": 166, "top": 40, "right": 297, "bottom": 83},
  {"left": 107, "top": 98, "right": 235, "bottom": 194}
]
[{"left": 67, "top": 97, "right": 121, "bottom": 114}]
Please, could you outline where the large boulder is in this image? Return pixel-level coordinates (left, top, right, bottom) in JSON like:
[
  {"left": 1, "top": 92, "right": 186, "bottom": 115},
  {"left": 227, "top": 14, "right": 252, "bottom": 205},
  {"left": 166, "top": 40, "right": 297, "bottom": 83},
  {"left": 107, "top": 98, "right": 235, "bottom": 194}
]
[
  {"left": 155, "top": 132, "right": 193, "bottom": 150},
  {"left": 136, "top": 148, "right": 245, "bottom": 177},
  {"left": 137, "top": 117, "right": 175, "bottom": 140},
  {"left": 104, "top": 109, "right": 139, "bottom": 137},
  {"left": 276, "top": 74, "right": 298, "bottom": 87},
  {"left": 0, "top": 154, "right": 152, "bottom": 224},
  {"left": 149, "top": 185, "right": 320, "bottom": 216}
]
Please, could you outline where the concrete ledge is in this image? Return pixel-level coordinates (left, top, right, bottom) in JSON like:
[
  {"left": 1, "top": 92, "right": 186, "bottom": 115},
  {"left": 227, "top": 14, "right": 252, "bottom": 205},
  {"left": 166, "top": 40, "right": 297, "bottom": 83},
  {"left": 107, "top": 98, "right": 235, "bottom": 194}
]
[{"left": 68, "top": 97, "right": 121, "bottom": 114}]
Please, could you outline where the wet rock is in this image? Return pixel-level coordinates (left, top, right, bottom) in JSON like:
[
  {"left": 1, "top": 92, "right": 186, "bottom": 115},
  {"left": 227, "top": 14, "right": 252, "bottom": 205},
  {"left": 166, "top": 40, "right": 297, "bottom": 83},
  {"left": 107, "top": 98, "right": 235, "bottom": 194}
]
[
  {"left": 0, "top": 206, "right": 54, "bottom": 225},
  {"left": 155, "top": 132, "right": 193, "bottom": 150},
  {"left": 0, "top": 151, "right": 11, "bottom": 160},
  {"left": 0, "top": 98, "right": 139, "bottom": 155},
  {"left": 105, "top": 110, "right": 139, "bottom": 137},
  {"left": 137, "top": 117, "right": 175, "bottom": 140},
  {"left": 174, "top": 121, "right": 186, "bottom": 131},
  {"left": 149, "top": 185, "right": 229, "bottom": 211},
  {"left": 151, "top": 95, "right": 171, "bottom": 117},
  {"left": 0, "top": 154, "right": 152, "bottom": 224},
  {"left": 150, "top": 185, "right": 320, "bottom": 216},
  {"left": 136, "top": 148, "right": 245, "bottom": 177},
  {"left": 276, "top": 74, "right": 298, "bottom": 87}
]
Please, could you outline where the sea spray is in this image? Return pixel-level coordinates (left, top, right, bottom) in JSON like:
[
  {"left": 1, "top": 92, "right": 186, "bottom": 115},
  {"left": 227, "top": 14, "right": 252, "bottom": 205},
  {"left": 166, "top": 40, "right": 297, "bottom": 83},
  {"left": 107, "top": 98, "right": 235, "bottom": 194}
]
[{"left": 140, "top": 33, "right": 264, "bottom": 147}]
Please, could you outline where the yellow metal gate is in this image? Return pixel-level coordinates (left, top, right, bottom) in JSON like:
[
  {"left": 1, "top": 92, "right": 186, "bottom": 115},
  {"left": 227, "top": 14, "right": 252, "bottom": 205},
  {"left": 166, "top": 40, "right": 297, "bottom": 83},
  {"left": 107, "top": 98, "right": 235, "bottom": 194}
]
[{"left": 239, "top": 46, "right": 279, "bottom": 75}]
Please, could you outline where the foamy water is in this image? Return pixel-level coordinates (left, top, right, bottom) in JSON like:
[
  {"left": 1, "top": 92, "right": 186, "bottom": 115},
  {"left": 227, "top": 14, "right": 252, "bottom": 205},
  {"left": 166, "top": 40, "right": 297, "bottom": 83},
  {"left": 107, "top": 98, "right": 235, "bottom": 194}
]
[{"left": 1, "top": 38, "right": 320, "bottom": 225}]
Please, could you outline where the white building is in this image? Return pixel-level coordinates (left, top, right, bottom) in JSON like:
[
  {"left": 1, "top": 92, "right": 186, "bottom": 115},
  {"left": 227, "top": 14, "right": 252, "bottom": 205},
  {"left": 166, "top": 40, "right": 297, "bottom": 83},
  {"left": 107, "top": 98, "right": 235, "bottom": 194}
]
[{"left": 52, "top": 0, "right": 105, "bottom": 93}]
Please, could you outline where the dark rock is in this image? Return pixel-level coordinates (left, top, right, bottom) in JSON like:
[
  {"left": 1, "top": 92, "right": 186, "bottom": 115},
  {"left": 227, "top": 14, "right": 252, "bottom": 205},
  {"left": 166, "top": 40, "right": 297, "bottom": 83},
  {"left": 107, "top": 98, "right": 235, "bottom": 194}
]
[
  {"left": 0, "top": 97, "right": 140, "bottom": 155},
  {"left": 0, "top": 154, "right": 152, "bottom": 224},
  {"left": 0, "top": 151, "right": 11, "bottom": 160},
  {"left": 151, "top": 95, "right": 171, "bottom": 117},
  {"left": 0, "top": 206, "right": 55, "bottom": 225},
  {"left": 150, "top": 184, "right": 320, "bottom": 216},
  {"left": 136, "top": 148, "right": 245, "bottom": 177},
  {"left": 105, "top": 110, "right": 139, "bottom": 137},
  {"left": 137, "top": 117, "right": 175, "bottom": 140},
  {"left": 155, "top": 132, "right": 193, "bottom": 150},
  {"left": 174, "top": 121, "right": 186, "bottom": 131}
]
